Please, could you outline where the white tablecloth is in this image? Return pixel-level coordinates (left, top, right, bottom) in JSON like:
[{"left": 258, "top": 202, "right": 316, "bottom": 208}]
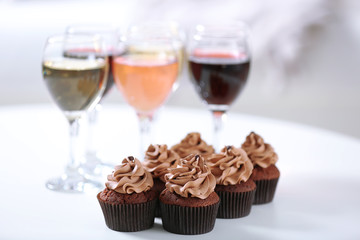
[{"left": 0, "top": 104, "right": 359, "bottom": 239}]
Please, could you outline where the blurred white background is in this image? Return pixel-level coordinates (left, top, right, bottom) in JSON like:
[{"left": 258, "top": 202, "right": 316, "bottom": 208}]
[{"left": 0, "top": 0, "right": 359, "bottom": 139}]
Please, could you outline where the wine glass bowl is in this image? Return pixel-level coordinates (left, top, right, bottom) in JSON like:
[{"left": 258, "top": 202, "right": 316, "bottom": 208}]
[
  {"left": 66, "top": 24, "right": 120, "bottom": 97},
  {"left": 43, "top": 34, "right": 108, "bottom": 119},
  {"left": 188, "top": 23, "right": 251, "bottom": 150},
  {"left": 42, "top": 34, "right": 108, "bottom": 192}
]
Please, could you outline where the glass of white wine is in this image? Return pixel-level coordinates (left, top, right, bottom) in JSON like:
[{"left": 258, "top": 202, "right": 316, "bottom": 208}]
[{"left": 42, "top": 34, "right": 108, "bottom": 192}]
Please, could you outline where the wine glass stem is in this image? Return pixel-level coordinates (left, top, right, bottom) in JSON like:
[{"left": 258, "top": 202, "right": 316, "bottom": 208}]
[
  {"left": 137, "top": 113, "right": 153, "bottom": 160},
  {"left": 67, "top": 118, "right": 82, "bottom": 175},
  {"left": 86, "top": 104, "right": 102, "bottom": 160},
  {"left": 212, "top": 110, "right": 227, "bottom": 152}
]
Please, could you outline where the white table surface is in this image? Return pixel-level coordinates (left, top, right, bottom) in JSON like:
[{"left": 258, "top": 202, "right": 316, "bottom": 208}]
[{"left": 0, "top": 104, "right": 359, "bottom": 240}]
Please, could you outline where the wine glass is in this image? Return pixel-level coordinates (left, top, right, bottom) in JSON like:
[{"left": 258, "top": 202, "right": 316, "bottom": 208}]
[
  {"left": 42, "top": 34, "right": 108, "bottom": 192},
  {"left": 65, "top": 24, "right": 121, "bottom": 178},
  {"left": 188, "top": 23, "right": 251, "bottom": 151},
  {"left": 112, "top": 25, "right": 178, "bottom": 157}
]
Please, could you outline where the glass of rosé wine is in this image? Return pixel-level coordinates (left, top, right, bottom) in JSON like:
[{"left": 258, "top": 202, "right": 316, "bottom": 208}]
[{"left": 112, "top": 24, "right": 178, "bottom": 157}]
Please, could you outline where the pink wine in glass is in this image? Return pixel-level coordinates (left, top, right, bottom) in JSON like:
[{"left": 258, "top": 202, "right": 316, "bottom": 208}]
[
  {"left": 112, "top": 55, "right": 178, "bottom": 114},
  {"left": 189, "top": 52, "right": 250, "bottom": 107}
]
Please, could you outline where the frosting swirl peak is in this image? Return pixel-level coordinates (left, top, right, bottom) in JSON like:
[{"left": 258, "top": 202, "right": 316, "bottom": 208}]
[
  {"left": 207, "top": 146, "right": 253, "bottom": 185},
  {"left": 171, "top": 132, "right": 214, "bottom": 158},
  {"left": 143, "top": 144, "right": 180, "bottom": 182},
  {"left": 241, "top": 132, "right": 278, "bottom": 168},
  {"left": 106, "top": 156, "right": 153, "bottom": 194},
  {"left": 165, "top": 154, "right": 216, "bottom": 199}
]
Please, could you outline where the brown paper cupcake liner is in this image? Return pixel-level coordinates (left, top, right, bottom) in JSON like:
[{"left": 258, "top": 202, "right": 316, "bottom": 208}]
[
  {"left": 97, "top": 193, "right": 157, "bottom": 232},
  {"left": 216, "top": 188, "right": 256, "bottom": 218},
  {"left": 160, "top": 201, "right": 219, "bottom": 235},
  {"left": 253, "top": 178, "right": 279, "bottom": 204}
]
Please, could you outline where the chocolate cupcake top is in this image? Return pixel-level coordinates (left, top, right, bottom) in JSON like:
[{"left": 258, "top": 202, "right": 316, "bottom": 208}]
[
  {"left": 143, "top": 144, "right": 180, "bottom": 182},
  {"left": 206, "top": 146, "right": 253, "bottom": 185},
  {"left": 165, "top": 154, "right": 216, "bottom": 199},
  {"left": 171, "top": 132, "right": 215, "bottom": 158},
  {"left": 106, "top": 156, "right": 153, "bottom": 194},
  {"left": 241, "top": 132, "right": 278, "bottom": 168}
]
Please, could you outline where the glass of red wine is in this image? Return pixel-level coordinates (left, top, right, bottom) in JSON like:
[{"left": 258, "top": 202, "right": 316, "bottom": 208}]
[
  {"left": 188, "top": 23, "right": 251, "bottom": 151},
  {"left": 65, "top": 24, "right": 121, "bottom": 178}
]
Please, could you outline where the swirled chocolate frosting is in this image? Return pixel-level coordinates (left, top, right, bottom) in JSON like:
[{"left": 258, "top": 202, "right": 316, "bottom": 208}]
[
  {"left": 165, "top": 154, "right": 216, "bottom": 199},
  {"left": 241, "top": 132, "right": 278, "bottom": 168},
  {"left": 143, "top": 144, "right": 180, "bottom": 182},
  {"left": 171, "top": 132, "right": 214, "bottom": 158},
  {"left": 106, "top": 156, "right": 153, "bottom": 194},
  {"left": 206, "top": 146, "right": 253, "bottom": 185}
]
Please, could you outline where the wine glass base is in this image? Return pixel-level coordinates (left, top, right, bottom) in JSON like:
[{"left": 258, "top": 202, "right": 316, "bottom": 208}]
[
  {"left": 45, "top": 174, "right": 103, "bottom": 193},
  {"left": 81, "top": 153, "right": 114, "bottom": 179}
]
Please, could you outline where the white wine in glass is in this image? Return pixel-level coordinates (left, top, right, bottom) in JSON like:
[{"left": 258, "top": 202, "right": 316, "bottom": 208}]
[{"left": 42, "top": 34, "right": 108, "bottom": 192}]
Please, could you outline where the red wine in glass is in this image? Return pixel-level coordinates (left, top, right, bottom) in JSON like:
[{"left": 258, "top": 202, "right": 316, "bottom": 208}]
[
  {"left": 188, "top": 23, "right": 251, "bottom": 151},
  {"left": 189, "top": 53, "right": 250, "bottom": 109},
  {"left": 189, "top": 53, "right": 250, "bottom": 108}
]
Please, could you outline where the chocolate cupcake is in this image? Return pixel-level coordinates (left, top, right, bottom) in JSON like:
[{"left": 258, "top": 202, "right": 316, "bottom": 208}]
[
  {"left": 143, "top": 144, "right": 180, "bottom": 217},
  {"left": 171, "top": 132, "right": 214, "bottom": 158},
  {"left": 242, "top": 132, "right": 280, "bottom": 204},
  {"left": 207, "top": 146, "right": 256, "bottom": 218},
  {"left": 160, "top": 154, "right": 219, "bottom": 235},
  {"left": 97, "top": 156, "right": 157, "bottom": 232}
]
